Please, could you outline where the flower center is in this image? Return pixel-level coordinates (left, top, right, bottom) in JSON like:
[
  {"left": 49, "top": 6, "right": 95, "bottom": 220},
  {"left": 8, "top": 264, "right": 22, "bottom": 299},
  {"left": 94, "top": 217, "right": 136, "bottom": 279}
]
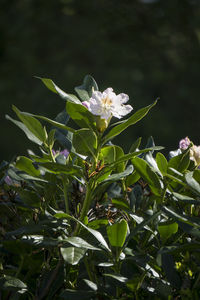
[{"left": 101, "top": 96, "right": 112, "bottom": 106}]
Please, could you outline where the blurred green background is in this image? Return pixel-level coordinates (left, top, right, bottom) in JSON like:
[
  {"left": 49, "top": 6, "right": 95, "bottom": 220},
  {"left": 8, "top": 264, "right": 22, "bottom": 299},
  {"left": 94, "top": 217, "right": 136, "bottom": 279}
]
[{"left": 1, "top": 0, "right": 200, "bottom": 161}]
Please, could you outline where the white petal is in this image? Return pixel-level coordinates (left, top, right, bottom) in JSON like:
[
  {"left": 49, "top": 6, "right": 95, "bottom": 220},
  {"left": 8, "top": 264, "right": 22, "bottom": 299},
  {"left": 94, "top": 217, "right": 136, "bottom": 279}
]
[{"left": 117, "top": 93, "right": 129, "bottom": 104}]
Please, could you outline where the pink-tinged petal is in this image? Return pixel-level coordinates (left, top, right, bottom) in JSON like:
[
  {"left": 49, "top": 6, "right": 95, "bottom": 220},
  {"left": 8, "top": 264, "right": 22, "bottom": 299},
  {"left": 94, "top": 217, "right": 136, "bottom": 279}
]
[{"left": 82, "top": 101, "right": 90, "bottom": 109}]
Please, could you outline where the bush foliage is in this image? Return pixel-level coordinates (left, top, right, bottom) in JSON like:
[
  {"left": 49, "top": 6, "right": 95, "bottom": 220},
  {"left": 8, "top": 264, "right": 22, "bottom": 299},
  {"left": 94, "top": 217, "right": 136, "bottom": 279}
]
[{"left": 1, "top": 76, "right": 200, "bottom": 299}]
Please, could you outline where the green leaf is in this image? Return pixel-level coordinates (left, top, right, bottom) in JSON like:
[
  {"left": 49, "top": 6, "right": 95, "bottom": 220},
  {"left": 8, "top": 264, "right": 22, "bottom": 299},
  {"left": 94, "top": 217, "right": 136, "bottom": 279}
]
[
  {"left": 23, "top": 113, "right": 75, "bottom": 133},
  {"left": 36, "top": 76, "right": 81, "bottom": 103},
  {"left": 128, "top": 137, "right": 142, "bottom": 153},
  {"left": 75, "top": 75, "right": 98, "bottom": 101},
  {"left": 40, "top": 162, "right": 82, "bottom": 176},
  {"left": 128, "top": 211, "right": 161, "bottom": 242},
  {"left": 18, "top": 189, "right": 41, "bottom": 207},
  {"left": 103, "top": 100, "right": 157, "bottom": 144},
  {"left": 185, "top": 172, "right": 200, "bottom": 195},
  {"left": 96, "top": 146, "right": 164, "bottom": 182},
  {"left": 158, "top": 221, "right": 178, "bottom": 241},
  {"left": 63, "top": 236, "right": 101, "bottom": 251},
  {"left": 103, "top": 273, "right": 128, "bottom": 283},
  {"left": 88, "top": 219, "right": 108, "bottom": 230},
  {"left": 131, "top": 156, "right": 162, "bottom": 196},
  {"left": 66, "top": 100, "right": 96, "bottom": 130},
  {"left": 60, "top": 247, "right": 86, "bottom": 265},
  {"left": 112, "top": 198, "right": 130, "bottom": 210},
  {"left": 0, "top": 276, "right": 27, "bottom": 292},
  {"left": 168, "top": 149, "right": 190, "bottom": 173},
  {"left": 126, "top": 170, "right": 140, "bottom": 187},
  {"left": 54, "top": 213, "right": 111, "bottom": 252},
  {"left": 72, "top": 128, "right": 97, "bottom": 157},
  {"left": 12, "top": 105, "right": 47, "bottom": 143},
  {"left": 100, "top": 145, "right": 124, "bottom": 172},
  {"left": 172, "top": 192, "right": 200, "bottom": 205},
  {"left": 16, "top": 156, "right": 40, "bottom": 177},
  {"left": 5, "top": 114, "right": 43, "bottom": 145},
  {"left": 107, "top": 219, "right": 128, "bottom": 247},
  {"left": 156, "top": 152, "right": 168, "bottom": 174},
  {"left": 98, "top": 165, "right": 133, "bottom": 183}
]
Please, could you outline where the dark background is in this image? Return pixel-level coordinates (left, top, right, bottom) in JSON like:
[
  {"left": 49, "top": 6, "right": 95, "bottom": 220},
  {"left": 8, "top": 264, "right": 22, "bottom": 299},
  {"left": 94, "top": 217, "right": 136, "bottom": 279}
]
[{"left": 1, "top": 0, "right": 200, "bottom": 161}]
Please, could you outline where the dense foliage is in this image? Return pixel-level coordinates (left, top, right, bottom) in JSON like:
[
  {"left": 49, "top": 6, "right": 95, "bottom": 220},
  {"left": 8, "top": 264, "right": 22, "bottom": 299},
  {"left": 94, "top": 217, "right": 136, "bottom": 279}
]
[{"left": 1, "top": 76, "right": 200, "bottom": 299}]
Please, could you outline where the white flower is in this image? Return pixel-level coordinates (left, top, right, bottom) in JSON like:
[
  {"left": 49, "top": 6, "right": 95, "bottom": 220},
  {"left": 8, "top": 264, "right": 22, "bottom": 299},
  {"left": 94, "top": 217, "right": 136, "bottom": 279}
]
[
  {"left": 190, "top": 145, "right": 200, "bottom": 166},
  {"left": 83, "top": 88, "right": 133, "bottom": 120}
]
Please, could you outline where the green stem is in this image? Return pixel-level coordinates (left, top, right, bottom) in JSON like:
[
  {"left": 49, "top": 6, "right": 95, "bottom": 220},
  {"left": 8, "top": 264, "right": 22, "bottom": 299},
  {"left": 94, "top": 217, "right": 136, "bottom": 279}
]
[
  {"left": 161, "top": 183, "right": 168, "bottom": 203},
  {"left": 62, "top": 177, "right": 69, "bottom": 214},
  {"left": 74, "top": 181, "right": 93, "bottom": 235},
  {"left": 84, "top": 257, "right": 94, "bottom": 282}
]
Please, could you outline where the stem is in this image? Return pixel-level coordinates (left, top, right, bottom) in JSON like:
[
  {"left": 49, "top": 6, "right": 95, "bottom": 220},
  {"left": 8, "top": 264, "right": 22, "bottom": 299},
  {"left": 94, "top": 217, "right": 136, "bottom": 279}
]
[
  {"left": 74, "top": 181, "right": 93, "bottom": 235},
  {"left": 84, "top": 256, "right": 94, "bottom": 282},
  {"left": 62, "top": 177, "right": 69, "bottom": 214}
]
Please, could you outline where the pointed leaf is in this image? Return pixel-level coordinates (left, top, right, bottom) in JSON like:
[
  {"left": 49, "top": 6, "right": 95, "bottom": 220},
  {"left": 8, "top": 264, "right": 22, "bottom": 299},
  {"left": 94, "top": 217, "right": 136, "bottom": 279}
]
[
  {"left": 63, "top": 236, "right": 101, "bottom": 251},
  {"left": 131, "top": 156, "right": 162, "bottom": 196},
  {"left": 15, "top": 156, "right": 40, "bottom": 177},
  {"left": 66, "top": 101, "right": 96, "bottom": 130},
  {"left": 103, "top": 100, "right": 157, "bottom": 144},
  {"left": 75, "top": 75, "right": 98, "bottom": 101},
  {"left": 12, "top": 106, "right": 47, "bottom": 143},
  {"left": 6, "top": 114, "right": 43, "bottom": 145},
  {"left": 72, "top": 128, "right": 97, "bottom": 157},
  {"left": 54, "top": 213, "right": 111, "bottom": 252},
  {"left": 107, "top": 219, "right": 128, "bottom": 247},
  {"left": 60, "top": 247, "right": 86, "bottom": 265},
  {"left": 36, "top": 76, "right": 81, "bottom": 103},
  {"left": 156, "top": 152, "right": 168, "bottom": 174}
]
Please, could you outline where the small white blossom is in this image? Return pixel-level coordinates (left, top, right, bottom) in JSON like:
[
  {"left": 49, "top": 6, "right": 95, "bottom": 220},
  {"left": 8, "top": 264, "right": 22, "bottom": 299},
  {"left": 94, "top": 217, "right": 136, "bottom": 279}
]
[
  {"left": 83, "top": 88, "right": 133, "bottom": 120},
  {"left": 190, "top": 145, "right": 200, "bottom": 166}
]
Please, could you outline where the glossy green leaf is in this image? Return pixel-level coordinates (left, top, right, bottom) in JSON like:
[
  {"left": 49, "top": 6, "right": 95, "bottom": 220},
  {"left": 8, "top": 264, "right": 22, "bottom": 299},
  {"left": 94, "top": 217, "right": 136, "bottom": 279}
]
[
  {"left": 98, "top": 164, "right": 133, "bottom": 183},
  {"left": 172, "top": 192, "right": 200, "bottom": 205},
  {"left": 12, "top": 105, "right": 47, "bottom": 143},
  {"left": 60, "top": 247, "right": 86, "bottom": 265},
  {"left": 100, "top": 145, "right": 124, "bottom": 172},
  {"left": 72, "top": 128, "right": 97, "bottom": 157},
  {"left": 40, "top": 162, "right": 82, "bottom": 176},
  {"left": 131, "top": 156, "right": 162, "bottom": 196},
  {"left": 168, "top": 150, "right": 190, "bottom": 173},
  {"left": 185, "top": 171, "right": 200, "bottom": 195},
  {"left": 156, "top": 152, "right": 168, "bottom": 174},
  {"left": 5, "top": 114, "right": 43, "bottom": 145},
  {"left": 111, "top": 198, "right": 130, "bottom": 210},
  {"left": 103, "top": 100, "right": 157, "bottom": 144},
  {"left": 36, "top": 76, "right": 81, "bottom": 103},
  {"left": 128, "top": 137, "right": 142, "bottom": 153},
  {"left": 24, "top": 113, "right": 75, "bottom": 133},
  {"left": 103, "top": 273, "right": 128, "bottom": 283},
  {"left": 96, "top": 146, "right": 163, "bottom": 182},
  {"left": 16, "top": 156, "right": 40, "bottom": 177},
  {"left": 54, "top": 213, "right": 111, "bottom": 252},
  {"left": 158, "top": 221, "right": 178, "bottom": 241},
  {"left": 66, "top": 100, "right": 96, "bottom": 130},
  {"left": 126, "top": 170, "right": 140, "bottom": 187},
  {"left": 63, "top": 236, "right": 101, "bottom": 251},
  {"left": 75, "top": 75, "right": 98, "bottom": 101},
  {"left": 107, "top": 219, "right": 128, "bottom": 247}
]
